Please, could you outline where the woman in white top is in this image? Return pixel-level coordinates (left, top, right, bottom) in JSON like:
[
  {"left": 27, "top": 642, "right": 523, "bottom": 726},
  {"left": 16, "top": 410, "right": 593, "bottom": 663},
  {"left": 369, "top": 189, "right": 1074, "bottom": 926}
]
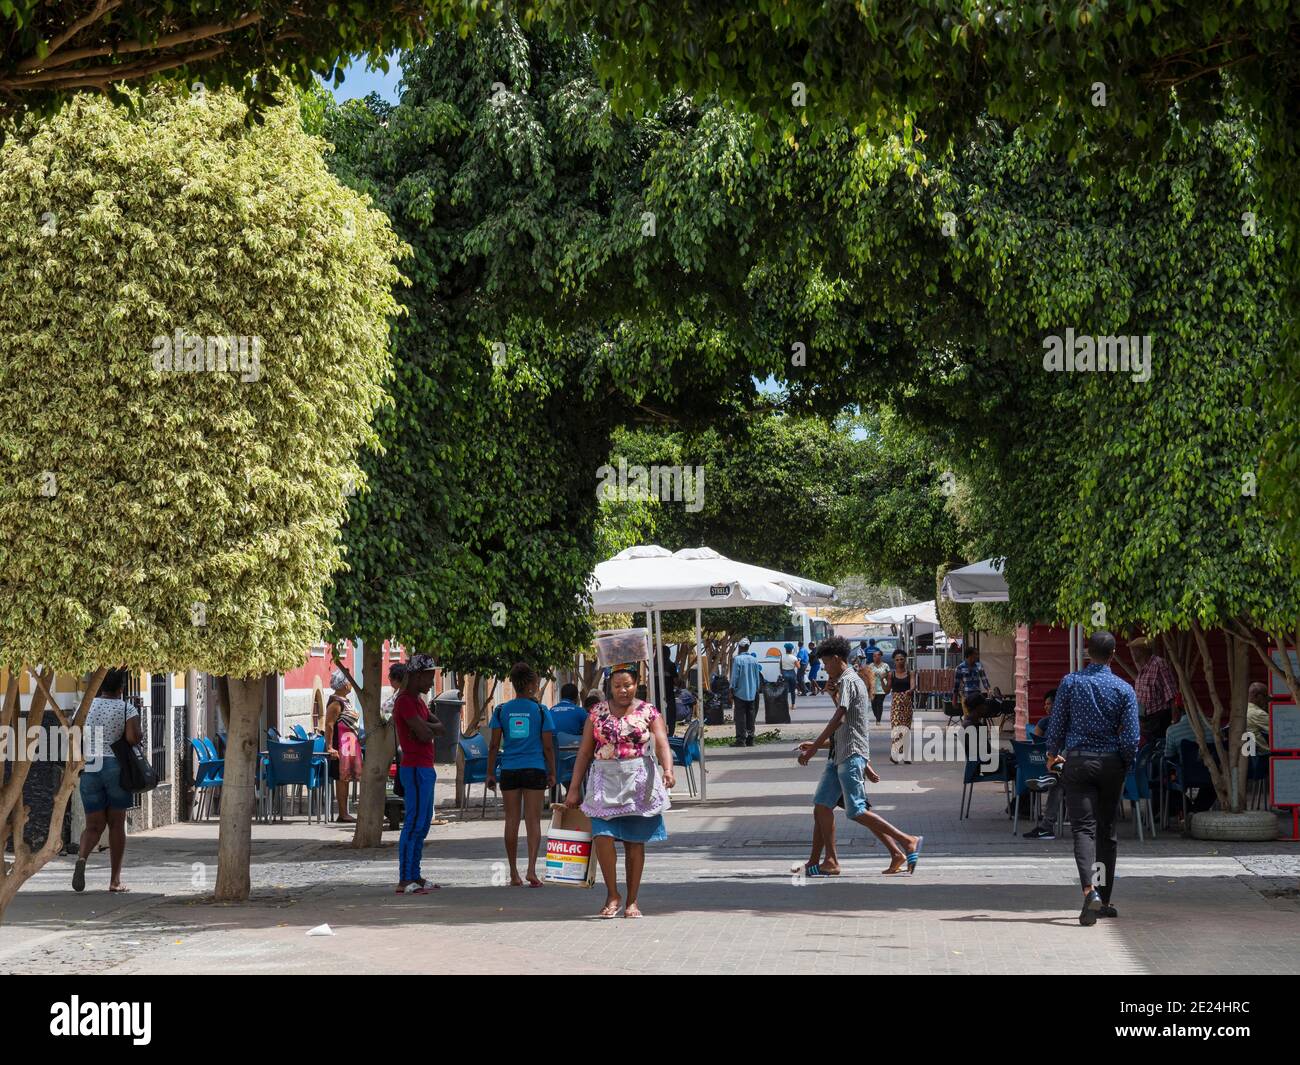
[
  {"left": 780, "top": 643, "right": 800, "bottom": 708},
  {"left": 74, "top": 668, "right": 141, "bottom": 893}
]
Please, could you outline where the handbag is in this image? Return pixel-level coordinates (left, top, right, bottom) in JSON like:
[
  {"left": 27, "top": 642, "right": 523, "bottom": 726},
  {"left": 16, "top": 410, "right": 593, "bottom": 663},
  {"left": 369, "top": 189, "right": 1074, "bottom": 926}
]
[{"left": 110, "top": 699, "right": 159, "bottom": 794}]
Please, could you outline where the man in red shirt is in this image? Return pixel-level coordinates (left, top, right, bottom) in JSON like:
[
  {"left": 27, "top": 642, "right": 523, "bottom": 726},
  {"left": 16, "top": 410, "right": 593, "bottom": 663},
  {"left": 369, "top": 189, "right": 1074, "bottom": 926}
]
[{"left": 393, "top": 653, "right": 443, "bottom": 894}]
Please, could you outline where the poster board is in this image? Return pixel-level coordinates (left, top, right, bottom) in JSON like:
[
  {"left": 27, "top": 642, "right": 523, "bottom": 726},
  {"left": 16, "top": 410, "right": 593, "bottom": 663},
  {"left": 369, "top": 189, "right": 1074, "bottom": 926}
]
[
  {"left": 1271, "top": 757, "right": 1300, "bottom": 809},
  {"left": 1270, "top": 648, "right": 1300, "bottom": 697},
  {"left": 1271, "top": 703, "right": 1300, "bottom": 753}
]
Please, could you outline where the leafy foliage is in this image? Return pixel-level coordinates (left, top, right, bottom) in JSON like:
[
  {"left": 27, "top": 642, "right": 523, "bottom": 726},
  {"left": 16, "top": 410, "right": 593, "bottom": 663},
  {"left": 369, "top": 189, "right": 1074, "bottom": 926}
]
[
  {"left": 320, "top": 27, "right": 772, "bottom": 674},
  {"left": 0, "top": 89, "right": 404, "bottom": 675}
]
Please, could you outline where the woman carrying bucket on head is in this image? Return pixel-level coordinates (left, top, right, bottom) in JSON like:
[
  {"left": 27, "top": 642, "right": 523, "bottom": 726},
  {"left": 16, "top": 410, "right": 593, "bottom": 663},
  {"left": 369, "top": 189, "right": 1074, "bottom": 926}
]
[{"left": 564, "top": 665, "right": 675, "bottom": 918}]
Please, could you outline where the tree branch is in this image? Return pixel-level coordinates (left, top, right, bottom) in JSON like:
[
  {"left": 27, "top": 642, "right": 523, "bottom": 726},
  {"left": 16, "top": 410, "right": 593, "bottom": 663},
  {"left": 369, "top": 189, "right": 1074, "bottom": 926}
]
[{"left": 18, "top": 11, "right": 264, "bottom": 73}]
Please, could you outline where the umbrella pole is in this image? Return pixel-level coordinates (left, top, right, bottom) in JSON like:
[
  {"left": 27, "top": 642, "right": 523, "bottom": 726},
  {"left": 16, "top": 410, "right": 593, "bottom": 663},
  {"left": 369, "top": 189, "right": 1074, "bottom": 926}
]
[
  {"left": 645, "top": 609, "right": 657, "bottom": 712},
  {"left": 696, "top": 607, "right": 707, "bottom": 800}
]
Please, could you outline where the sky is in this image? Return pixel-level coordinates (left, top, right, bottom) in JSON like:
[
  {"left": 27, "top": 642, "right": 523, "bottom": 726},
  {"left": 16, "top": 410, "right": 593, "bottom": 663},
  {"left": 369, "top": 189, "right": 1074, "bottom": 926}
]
[{"left": 321, "top": 55, "right": 403, "bottom": 104}]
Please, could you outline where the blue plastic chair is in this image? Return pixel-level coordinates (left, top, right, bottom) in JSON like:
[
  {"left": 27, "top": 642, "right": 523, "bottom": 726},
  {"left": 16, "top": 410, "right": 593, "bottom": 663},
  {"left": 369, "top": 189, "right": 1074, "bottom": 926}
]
[
  {"left": 264, "top": 738, "right": 326, "bottom": 822},
  {"left": 552, "top": 730, "right": 583, "bottom": 800},
  {"left": 291, "top": 724, "right": 309, "bottom": 741},
  {"left": 1170, "top": 739, "right": 1218, "bottom": 826},
  {"left": 459, "top": 734, "right": 492, "bottom": 818},
  {"left": 668, "top": 720, "right": 703, "bottom": 797},
  {"left": 1123, "top": 743, "right": 1157, "bottom": 841},
  {"left": 1009, "top": 739, "right": 1050, "bottom": 835},
  {"left": 189, "top": 738, "right": 224, "bottom": 820},
  {"left": 959, "top": 727, "right": 1012, "bottom": 819}
]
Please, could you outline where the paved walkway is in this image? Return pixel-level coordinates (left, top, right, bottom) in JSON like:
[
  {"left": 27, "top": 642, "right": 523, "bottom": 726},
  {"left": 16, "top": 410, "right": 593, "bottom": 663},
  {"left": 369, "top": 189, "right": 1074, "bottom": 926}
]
[{"left": 3, "top": 697, "right": 1298, "bottom": 974}]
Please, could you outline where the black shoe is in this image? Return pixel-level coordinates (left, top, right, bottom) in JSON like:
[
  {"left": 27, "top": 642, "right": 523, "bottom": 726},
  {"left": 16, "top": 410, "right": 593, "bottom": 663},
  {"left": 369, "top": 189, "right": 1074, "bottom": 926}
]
[
  {"left": 729, "top": 741, "right": 746, "bottom": 748},
  {"left": 1079, "top": 889, "right": 1102, "bottom": 926},
  {"left": 1023, "top": 826, "right": 1055, "bottom": 839},
  {"left": 1098, "top": 904, "right": 1118, "bottom": 918},
  {"left": 72, "top": 858, "right": 86, "bottom": 893},
  {"left": 745, "top": 738, "right": 755, "bottom": 747}
]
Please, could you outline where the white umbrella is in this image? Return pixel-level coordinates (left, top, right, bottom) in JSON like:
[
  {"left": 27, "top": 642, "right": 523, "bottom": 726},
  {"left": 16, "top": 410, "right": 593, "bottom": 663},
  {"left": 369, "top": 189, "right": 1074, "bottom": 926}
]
[
  {"left": 591, "top": 545, "right": 794, "bottom": 612},
  {"left": 940, "top": 558, "right": 1010, "bottom": 603},
  {"left": 670, "top": 547, "right": 836, "bottom": 605},
  {"left": 589, "top": 545, "right": 831, "bottom": 802},
  {"left": 866, "top": 600, "right": 939, "bottom": 626}
]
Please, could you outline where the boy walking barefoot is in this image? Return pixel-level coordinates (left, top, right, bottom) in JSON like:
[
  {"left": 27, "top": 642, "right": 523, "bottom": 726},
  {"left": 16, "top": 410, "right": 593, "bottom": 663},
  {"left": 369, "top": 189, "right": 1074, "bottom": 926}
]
[{"left": 799, "top": 636, "right": 923, "bottom": 876}]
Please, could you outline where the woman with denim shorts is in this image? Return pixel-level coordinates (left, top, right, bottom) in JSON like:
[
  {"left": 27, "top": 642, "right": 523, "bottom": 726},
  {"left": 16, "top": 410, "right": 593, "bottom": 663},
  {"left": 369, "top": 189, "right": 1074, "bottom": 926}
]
[{"left": 73, "top": 668, "right": 140, "bottom": 893}]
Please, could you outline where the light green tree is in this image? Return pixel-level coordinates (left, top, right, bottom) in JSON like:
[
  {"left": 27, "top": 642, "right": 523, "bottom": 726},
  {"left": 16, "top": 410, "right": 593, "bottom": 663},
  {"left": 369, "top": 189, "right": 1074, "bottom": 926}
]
[{"left": 0, "top": 89, "right": 404, "bottom": 912}]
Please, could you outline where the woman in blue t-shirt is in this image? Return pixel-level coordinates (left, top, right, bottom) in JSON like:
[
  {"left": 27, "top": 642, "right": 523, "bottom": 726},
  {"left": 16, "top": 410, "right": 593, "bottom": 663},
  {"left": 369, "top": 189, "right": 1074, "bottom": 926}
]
[{"left": 487, "top": 662, "right": 557, "bottom": 887}]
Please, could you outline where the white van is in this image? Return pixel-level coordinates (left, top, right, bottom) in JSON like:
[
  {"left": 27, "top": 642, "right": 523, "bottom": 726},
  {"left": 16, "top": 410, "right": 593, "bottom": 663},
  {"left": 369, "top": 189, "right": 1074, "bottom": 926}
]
[{"left": 744, "top": 609, "right": 834, "bottom": 684}]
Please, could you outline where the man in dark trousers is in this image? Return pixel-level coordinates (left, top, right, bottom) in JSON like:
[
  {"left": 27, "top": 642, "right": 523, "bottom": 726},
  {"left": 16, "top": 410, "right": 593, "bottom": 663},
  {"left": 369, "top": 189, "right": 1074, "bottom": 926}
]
[{"left": 1045, "top": 631, "right": 1140, "bottom": 926}]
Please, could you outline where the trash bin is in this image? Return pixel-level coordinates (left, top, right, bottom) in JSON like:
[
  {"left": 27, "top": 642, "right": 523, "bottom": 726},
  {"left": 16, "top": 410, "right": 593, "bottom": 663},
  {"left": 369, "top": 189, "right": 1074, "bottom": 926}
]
[
  {"left": 762, "top": 679, "right": 790, "bottom": 725},
  {"left": 432, "top": 688, "right": 464, "bottom": 764}
]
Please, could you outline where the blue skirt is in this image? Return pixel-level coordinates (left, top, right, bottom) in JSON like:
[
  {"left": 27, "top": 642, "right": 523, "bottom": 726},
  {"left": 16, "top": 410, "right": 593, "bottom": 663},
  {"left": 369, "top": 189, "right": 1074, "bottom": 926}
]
[{"left": 590, "top": 813, "right": 667, "bottom": 843}]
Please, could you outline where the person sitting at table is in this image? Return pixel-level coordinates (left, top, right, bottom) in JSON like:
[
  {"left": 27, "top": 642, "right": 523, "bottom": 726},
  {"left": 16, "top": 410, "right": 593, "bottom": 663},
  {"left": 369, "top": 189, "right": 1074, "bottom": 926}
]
[
  {"left": 1246, "top": 682, "right": 1271, "bottom": 753},
  {"left": 1023, "top": 689, "right": 1063, "bottom": 839},
  {"left": 673, "top": 686, "right": 697, "bottom": 734},
  {"left": 549, "top": 682, "right": 589, "bottom": 735},
  {"left": 1162, "top": 702, "right": 1218, "bottom": 822},
  {"left": 487, "top": 662, "right": 557, "bottom": 887}
]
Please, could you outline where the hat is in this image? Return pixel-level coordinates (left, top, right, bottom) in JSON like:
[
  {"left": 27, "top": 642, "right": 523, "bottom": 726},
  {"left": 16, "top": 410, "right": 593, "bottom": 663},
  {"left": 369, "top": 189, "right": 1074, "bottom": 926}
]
[
  {"left": 784, "top": 642, "right": 794, "bottom": 651},
  {"left": 407, "top": 653, "right": 436, "bottom": 673},
  {"left": 738, "top": 639, "right": 750, "bottom": 649}
]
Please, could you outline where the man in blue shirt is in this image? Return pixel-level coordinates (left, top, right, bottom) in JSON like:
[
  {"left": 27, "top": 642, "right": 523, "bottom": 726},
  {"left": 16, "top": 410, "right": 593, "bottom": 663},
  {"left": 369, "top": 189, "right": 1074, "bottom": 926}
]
[
  {"left": 730, "top": 639, "right": 764, "bottom": 747},
  {"left": 797, "top": 642, "right": 811, "bottom": 695},
  {"left": 549, "top": 682, "right": 588, "bottom": 737},
  {"left": 1045, "top": 631, "right": 1140, "bottom": 927}
]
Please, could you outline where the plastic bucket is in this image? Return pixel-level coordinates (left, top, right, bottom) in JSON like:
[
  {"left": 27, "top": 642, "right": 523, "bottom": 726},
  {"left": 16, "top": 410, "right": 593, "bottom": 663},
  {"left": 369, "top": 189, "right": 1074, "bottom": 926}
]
[{"left": 544, "top": 826, "right": 593, "bottom": 886}]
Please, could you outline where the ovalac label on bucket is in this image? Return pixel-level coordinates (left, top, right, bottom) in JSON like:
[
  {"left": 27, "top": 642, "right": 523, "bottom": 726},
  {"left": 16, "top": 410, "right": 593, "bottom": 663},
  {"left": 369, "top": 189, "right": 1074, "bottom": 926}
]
[{"left": 545, "top": 807, "right": 595, "bottom": 887}]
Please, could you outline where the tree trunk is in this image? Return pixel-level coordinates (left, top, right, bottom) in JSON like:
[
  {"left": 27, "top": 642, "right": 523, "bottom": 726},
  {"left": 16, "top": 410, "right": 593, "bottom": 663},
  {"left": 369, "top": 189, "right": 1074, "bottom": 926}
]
[
  {"left": 351, "top": 642, "right": 395, "bottom": 849},
  {"left": 214, "top": 675, "right": 265, "bottom": 902}
]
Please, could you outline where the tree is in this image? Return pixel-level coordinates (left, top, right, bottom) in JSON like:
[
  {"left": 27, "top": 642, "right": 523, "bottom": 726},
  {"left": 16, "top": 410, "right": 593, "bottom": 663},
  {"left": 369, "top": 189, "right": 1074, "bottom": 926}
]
[
  {"left": 609, "top": 414, "right": 862, "bottom": 582},
  {"left": 0, "top": 1, "right": 433, "bottom": 116},
  {"left": 501, "top": 0, "right": 1300, "bottom": 562},
  {"left": 904, "top": 113, "right": 1296, "bottom": 813},
  {"left": 0, "top": 88, "right": 404, "bottom": 912},
  {"left": 318, "top": 27, "right": 783, "bottom": 844}
]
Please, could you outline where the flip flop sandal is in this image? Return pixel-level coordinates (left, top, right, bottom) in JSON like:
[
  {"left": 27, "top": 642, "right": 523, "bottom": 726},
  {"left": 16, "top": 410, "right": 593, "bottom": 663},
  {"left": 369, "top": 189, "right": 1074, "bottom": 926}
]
[
  {"left": 906, "top": 835, "right": 925, "bottom": 875},
  {"left": 72, "top": 859, "right": 86, "bottom": 893},
  {"left": 402, "top": 884, "right": 433, "bottom": 895},
  {"left": 803, "top": 864, "right": 839, "bottom": 878}
]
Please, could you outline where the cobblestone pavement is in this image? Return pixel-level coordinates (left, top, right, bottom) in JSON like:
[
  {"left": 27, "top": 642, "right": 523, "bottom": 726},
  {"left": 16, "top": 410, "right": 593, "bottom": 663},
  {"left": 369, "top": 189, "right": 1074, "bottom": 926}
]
[{"left": 3, "top": 700, "right": 1298, "bottom": 974}]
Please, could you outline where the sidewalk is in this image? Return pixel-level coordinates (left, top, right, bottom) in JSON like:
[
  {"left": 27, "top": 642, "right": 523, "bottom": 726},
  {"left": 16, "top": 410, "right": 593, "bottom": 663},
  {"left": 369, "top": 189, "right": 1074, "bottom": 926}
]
[{"left": 3, "top": 702, "right": 1297, "bottom": 974}]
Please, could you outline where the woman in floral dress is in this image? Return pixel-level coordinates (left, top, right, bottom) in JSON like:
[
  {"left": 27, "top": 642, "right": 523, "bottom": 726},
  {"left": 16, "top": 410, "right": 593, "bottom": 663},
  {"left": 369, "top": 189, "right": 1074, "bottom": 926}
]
[
  {"left": 564, "top": 666, "right": 676, "bottom": 918},
  {"left": 888, "top": 649, "right": 915, "bottom": 764}
]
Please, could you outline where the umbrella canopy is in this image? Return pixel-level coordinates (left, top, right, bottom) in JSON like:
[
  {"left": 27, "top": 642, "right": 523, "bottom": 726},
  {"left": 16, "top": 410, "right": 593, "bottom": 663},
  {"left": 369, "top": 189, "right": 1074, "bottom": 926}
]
[
  {"left": 940, "top": 558, "right": 1010, "bottom": 603},
  {"left": 590, "top": 545, "right": 793, "bottom": 613},
  {"left": 671, "top": 547, "right": 836, "bottom": 606},
  {"left": 865, "top": 600, "right": 939, "bottom": 626}
]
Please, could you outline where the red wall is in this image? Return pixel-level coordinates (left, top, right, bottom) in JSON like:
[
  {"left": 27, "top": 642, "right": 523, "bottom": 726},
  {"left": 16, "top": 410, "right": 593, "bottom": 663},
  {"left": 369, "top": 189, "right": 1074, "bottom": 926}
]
[{"left": 1023, "top": 625, "right": 1269, "bottom": 727}]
